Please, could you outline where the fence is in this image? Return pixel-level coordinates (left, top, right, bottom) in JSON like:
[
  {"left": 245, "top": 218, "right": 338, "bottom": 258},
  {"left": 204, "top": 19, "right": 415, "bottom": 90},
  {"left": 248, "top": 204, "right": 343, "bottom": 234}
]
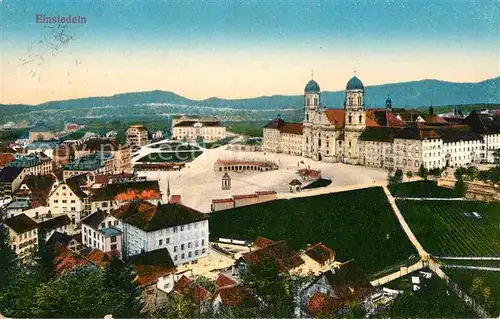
[{"left": 428, "top": 260, "right": 491, "bottom": 318}]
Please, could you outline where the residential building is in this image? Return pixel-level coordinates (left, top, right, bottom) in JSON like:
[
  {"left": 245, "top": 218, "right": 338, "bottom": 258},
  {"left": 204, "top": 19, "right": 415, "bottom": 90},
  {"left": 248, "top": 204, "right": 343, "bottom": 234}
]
[
  {"left": 81, "top": 210, "right": 123, "bottom": 257},
  {"left": 63, "top": 152, "right": 113, "bottom": 179},
  {"left": 46, "top": 231, "right": 83, "bottom": 253},
  {"left": 172, "top": 119, "right": 226, "bottom": 143},
  {"left": 13, "top": 174, "right": 57, "bottom": 206},
  {"left": 126, "top": 125, "right": 148, "bottom": 147},
  {"left": 0, "top": 167, "right": 26, "bottom": 199},
  {"left": 4, "top": 213, "right": 39, "bottom": 262},
  {"left": 48, "top": 174, "right": 89, "bottom": 224},
  {"left": 38, "top": 214, "right": 72, "bottom": 241},
  {"left": 111, "top": 201, "right": 209, "bottom": 265},
  {"left": 28, "top": 126, "right": 54, "bottom": 142},
  {"left": 6, "top": 153, "right": 53, "bottom": 176},
  {"left": 75, "top": 139, "right": 132, "bottom": 173}
]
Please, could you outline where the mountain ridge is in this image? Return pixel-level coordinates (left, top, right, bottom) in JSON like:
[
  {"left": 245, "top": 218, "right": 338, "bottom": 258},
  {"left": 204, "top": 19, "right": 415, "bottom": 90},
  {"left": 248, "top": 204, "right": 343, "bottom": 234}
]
[{"left": 2, "top": 77, "right": 499, "bottom": 111}]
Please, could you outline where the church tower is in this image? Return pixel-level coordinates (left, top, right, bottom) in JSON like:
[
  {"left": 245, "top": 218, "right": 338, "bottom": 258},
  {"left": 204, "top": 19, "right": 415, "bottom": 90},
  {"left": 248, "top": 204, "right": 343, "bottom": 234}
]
[
  {"left": 304, "top": 79, "right": 320, "bottom": 123},
  {"left": 302, "top": 78, "right": 321, "bottom": 159},
  {"left": 343, "top": 74, "right": 366, "bottom": 164}
]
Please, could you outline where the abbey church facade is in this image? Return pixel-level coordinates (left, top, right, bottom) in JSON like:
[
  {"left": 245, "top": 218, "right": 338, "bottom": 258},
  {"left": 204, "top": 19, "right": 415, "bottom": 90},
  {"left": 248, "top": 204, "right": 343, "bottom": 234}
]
[{"left": 263, "top": 76, "right": 500, "bottom": 172}]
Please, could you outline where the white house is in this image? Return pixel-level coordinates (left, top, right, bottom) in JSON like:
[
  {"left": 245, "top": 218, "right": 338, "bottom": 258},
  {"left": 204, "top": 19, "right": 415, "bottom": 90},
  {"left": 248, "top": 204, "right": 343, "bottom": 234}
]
[
  {"left": 81, "top": 210, "right": 123, "bottom": 257},
  {"left": 111, "top": 200, "right": 209, "bottom": 265},
  {"left": 48, "top": 174, "right": 89, "bottom": 224},
  {"left": 4, "top": 213, "right": 39, "bottom": 262}
]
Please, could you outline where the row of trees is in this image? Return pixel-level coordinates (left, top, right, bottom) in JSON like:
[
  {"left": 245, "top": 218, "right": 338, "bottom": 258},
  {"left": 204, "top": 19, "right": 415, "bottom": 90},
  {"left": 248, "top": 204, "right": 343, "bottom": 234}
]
[{"left": 0, "top": 227, "right": 142, "bottom": 318}]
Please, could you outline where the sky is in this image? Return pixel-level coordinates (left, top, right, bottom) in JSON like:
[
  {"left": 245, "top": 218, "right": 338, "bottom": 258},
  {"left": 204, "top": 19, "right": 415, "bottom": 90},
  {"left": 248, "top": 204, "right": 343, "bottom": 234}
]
[{"left": 1, "top": 0, "right": 499, "bottom": 105}]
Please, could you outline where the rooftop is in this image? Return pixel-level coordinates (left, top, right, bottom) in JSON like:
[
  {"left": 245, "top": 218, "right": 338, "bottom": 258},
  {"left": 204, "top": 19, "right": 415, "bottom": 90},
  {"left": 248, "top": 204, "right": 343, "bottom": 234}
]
[
  {"left": 90, "top": 180, "right": 161, "bottom": 202},
  {"left": 98, "top": 227, "right": 122, "bottom": 237},
  {"left": 239, "top": 240, "right": 304, "bottom": 272},
  {"left": 64, "top": 153, "right": 108, "bottom": 171},
  {"left": 81, "top": 210, "right": 108, "bottom": 229},
  {"left": 4, "top": 213, "right": 38, "bottom": 234},
  {"left": 38, "top": 215, "right": 71, "bottom": 231},
  {"left": 112, "top": 201, "right": 207, "bottom": 232}
]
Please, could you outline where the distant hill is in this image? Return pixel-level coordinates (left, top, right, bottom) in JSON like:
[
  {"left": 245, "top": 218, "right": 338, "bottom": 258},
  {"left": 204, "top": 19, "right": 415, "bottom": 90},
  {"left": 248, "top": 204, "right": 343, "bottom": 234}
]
[{"left": 1, "top": 77, "right": 499, "bottom": 114}]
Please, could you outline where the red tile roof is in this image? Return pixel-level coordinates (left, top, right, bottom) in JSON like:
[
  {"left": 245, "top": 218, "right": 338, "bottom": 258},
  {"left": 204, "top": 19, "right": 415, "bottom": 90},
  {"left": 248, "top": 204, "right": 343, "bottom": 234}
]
[
  {"left": 86, "top": 249, "right": 114, "bottom": 268},
  {"left": 325, "top": 109, "right": 345, "bottom": 129},
  {"left": 0, "top": 153, "right": 16, "bottom": 167},
  {"left": 255, "top": 190, "right": 277, "bottom": 196},
  {"left": 133, "top": 264, "right": 176, "bottom": 287},
  {"left": 304, "top": 243, "right": 335, "bottom": 266},
  {"left": 215, "top": 284, "right": 255, "bottom": 307},
  {"left": 232, "top": 194, "right": 258, "bottom": 200},
  {"left": 172, "top": 275, "right": 211, "bottom": 304},
  {"left": 280, "top": 123, "right": 303, "bottom": 135},
  {"left": 215, "top": 274, "right": 237, "bottom": 289},
  {"left": 307, "top": 291, "right": 344, "bottom": 316},
  {"left": 169, "top": 195, "right": 182, "bottom": 204},
  {"left": 240, "top": 240, "right": 304, "bottom": 271},
  {"left": 212, "top": 198, "right": 234, "bottom": 204},
  {"left": 53, "top": 243, "right": 92, "bottom": 274},
  {"left": 253, "top": 237, "right": 274, "bottom": 250}
]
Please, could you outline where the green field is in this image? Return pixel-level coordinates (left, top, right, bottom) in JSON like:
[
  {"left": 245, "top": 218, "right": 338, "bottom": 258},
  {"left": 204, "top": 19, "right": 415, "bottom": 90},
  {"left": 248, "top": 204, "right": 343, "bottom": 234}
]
[
  {"left": 380, "top": 272, "right": 476, "bottom": 318},
  {"left": 445, "top": 269, "right": 500, "bottom": 317},
  {"left": 209, "top": 187, "right": 416, "bottom": 275},
  {"left": 137, "top": 150, "right": 203, "bottom": 163},
  {"left": 397, "top": 200, "right": 500, "bottom": 257},
  {"left": 388, "top": 180, "right": 455, "bottom": 198}
]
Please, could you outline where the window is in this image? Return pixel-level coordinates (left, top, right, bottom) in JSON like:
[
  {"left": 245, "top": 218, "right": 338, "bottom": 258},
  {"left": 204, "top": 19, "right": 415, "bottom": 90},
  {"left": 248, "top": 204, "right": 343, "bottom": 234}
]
[
  {"left": 62, "top": 186, "right": 66, "bottom": 190},
  {"left": 111, "top": 244, "right": 117, "bottom": 250},
  {"left": 111, "top": 236, "right": 116, "bottom": 243},
  {"left": 188, "top": 252, "right": 192, "bottom": 258},
  {"left": 201, "top": 239, "right": 205, "bottom": 246},
  {"left": 114, "top": 220, "right": 119, "bottom": 226},
  {"left": 174, "top": 246, "right": 177, "bottom": 252},
  {"left": 174, "top": 255, "right": 178, "bottom": 261},
  {"left": 62, "top": 200, "right": 67, "bottom": 203},
  {"left": 188, "top": 242, "right": 192, "bottom": 248},
  {"left": 101, "top": 223, "right": 105, "bottom": 228},
  {"left": 195, "top": 250, "right": 198, "bottom": 256},
  {"left": 181, "top": 244, "right": 185, "bottom": 250},
  {"left": 202, "top": 248, "right": 206, "bottom": 254},
  {"left": 108, "top": 221, "right": 112, "bottom": 227},
  {"left": 102, "top": 202, "right": 108, "bottom": 207},
  {"left": 159, "top": 239, "right": 163, "bottom": 246},
  {"left": 53, "top": 200, "right": 58, "bottom": 203},
  {"left": 180, "top": 225, "right": 184, "bottom": 231},
  {"left": 181, "top": 253, "right": 185, "bottom": 259},
  {"left": 71, "top": 200, "right": 76, "bottom": 203},
  {"left": 166, "top": 237, "right": 170, "bottom": 244}
]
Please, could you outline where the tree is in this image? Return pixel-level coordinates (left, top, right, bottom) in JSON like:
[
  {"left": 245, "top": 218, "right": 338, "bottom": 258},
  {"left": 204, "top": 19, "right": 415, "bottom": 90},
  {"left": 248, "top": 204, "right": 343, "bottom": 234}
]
[
  {"left": 406, "top": 171, "right": 413, "bottom": 179},
  {"left": 454, "top": 167, "right": 467, "bottom": 180},
  {"left": 33, "top": 266, "right": 109, "bottom": 318},
  {"left": 32, "top": 228, "right": 55, "bottom": 283},
  {"left": 0, "top": 224, "right": 18, "bottom": 288},
  {"left": 418, "top": 164, "right": 428, "bottom": 180},
  {"left": 388, "top": 169, "right": 403, "bottom": 185},
  {"left": 154, "top": 282, "right": 213, "bottom": 318},
  {"left": 102, "top": 257, "right": 143, "bottom": 317},
  {"left": 465, "top": 166, "right": 479, "bottom": 181},
  {"left": 454, "top": 176, "right": 467, "bottom": 197},
  {"left": 493, "top": 149, "right": 500, "bottom": 164},
  {"left": 240, "top": 258, "right": 310, "bottom": 318}
]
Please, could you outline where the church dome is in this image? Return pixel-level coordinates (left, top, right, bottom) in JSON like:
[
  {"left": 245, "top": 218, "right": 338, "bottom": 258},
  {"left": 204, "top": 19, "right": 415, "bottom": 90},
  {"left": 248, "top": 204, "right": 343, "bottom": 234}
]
[
  {"left": 346, "top": 76, "right": 364, "bottom": 90},
  {"left": 305, "top": 79, "right": 320, "bottom": 93}
]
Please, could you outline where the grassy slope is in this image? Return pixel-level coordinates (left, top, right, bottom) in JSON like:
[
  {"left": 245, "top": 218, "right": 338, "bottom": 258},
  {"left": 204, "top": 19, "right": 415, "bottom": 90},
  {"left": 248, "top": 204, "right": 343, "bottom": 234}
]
[
  {"left": 209, "top": 187, "right": 416, "bottom": 275},
  {"left": 381, "top": 273, "right": 476, "bottom": 318},
  {"left": 397, "top": 200, "right": 500, "bottom": 256},
  {"left": 445, "top": 268, "right": 500, "bottom": 317},
  {"left": 388, "top": 180, "right": 455, "bottom": 198}
]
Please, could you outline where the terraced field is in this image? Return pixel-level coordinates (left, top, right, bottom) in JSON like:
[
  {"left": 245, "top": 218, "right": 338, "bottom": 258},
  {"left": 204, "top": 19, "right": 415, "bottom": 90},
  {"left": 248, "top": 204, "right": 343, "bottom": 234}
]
[{"left": 397, "top": 200, "right": 500, "bottom": 257}]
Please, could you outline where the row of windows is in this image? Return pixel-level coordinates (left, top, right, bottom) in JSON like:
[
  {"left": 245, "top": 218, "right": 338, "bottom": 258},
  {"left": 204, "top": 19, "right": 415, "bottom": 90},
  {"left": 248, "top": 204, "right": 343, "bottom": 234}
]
[
  {"left": 53, "top": 199, "right": 76, "bottom": 203},
  {"left": 173, "top": 248, "right": 206, "bottom": 262},
  {"left": 100, "top": 220, "right": 119, "bottom": 228},
  {"left": 166, "top": 239, "right": 206, "bottom": 251}
]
